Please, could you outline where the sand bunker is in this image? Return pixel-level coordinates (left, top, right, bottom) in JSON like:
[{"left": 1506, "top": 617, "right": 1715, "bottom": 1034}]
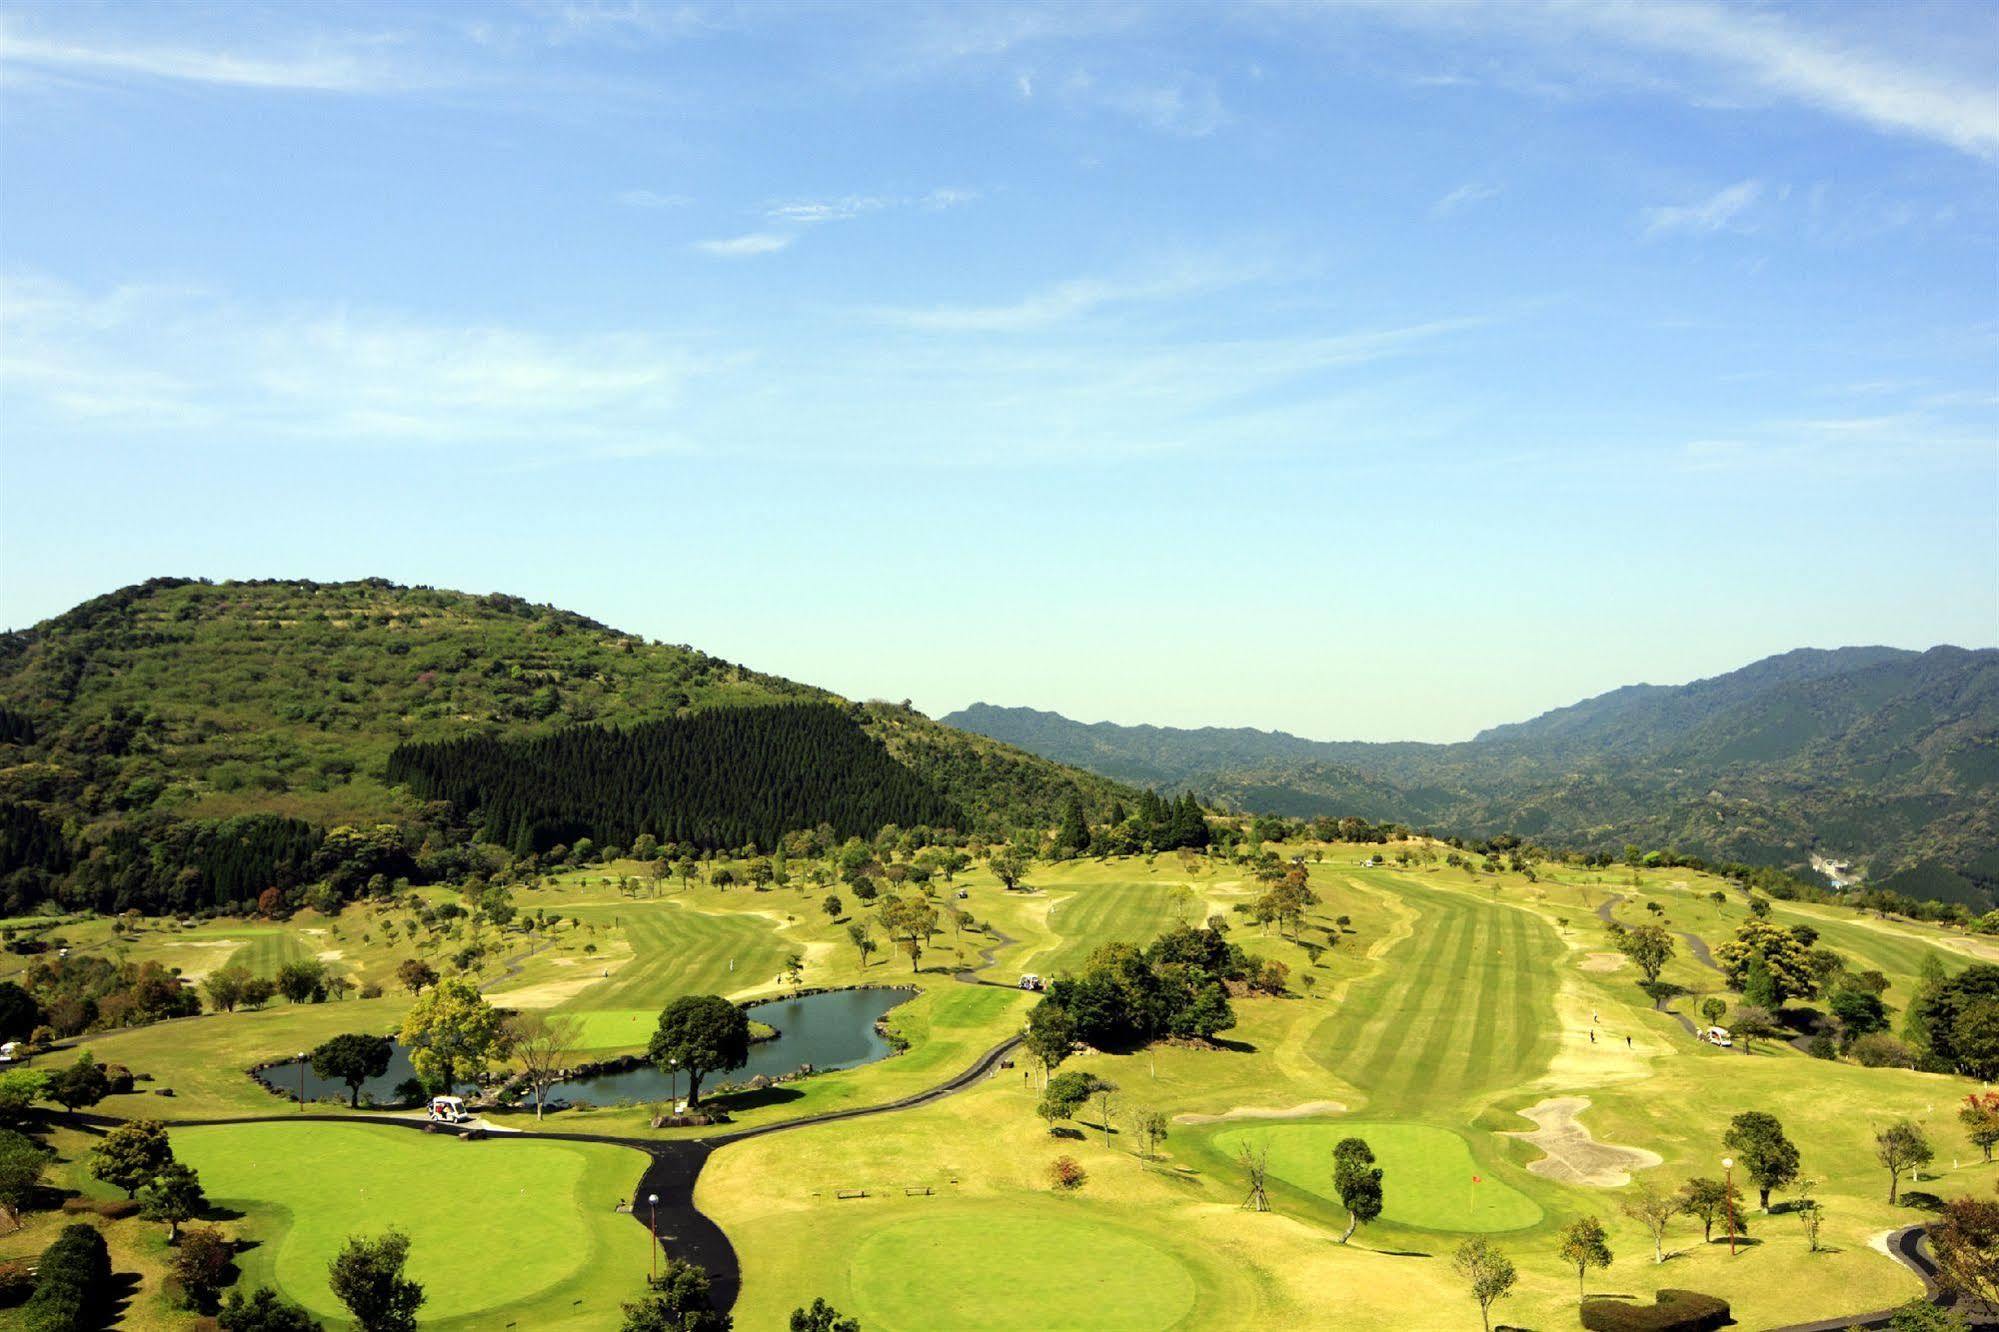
[
  {"left": 1579, "top": 952, "right": 1627, "bottom": 973},
  {"left": 1174, "top": 1100, "right": 1346, "bottom": 1125},
  {"left": 1507, "top": 1096, "right": 1661, "bottom": 1187}
]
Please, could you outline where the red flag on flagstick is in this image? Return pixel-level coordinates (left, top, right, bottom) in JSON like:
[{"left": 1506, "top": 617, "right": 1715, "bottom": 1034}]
[{"left": 1472, "top": 1176, "right": 1481, "bottom": 1183}]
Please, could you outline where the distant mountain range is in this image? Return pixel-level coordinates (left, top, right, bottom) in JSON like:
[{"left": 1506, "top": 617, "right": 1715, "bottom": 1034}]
[{"left": 946, "top": 646, "right": 1999, "bottom": 903}]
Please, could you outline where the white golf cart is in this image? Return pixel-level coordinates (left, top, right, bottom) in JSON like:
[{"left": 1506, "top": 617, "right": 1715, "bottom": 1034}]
[
  {"left": 1700, "top": 1026, "right": 1733, "bottom": 1048},
  {"left": 427, "top": 1094, "right": 472, "bottom": 1124}
]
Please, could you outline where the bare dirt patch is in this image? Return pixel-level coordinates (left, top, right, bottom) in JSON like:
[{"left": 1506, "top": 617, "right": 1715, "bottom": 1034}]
[
  {"left": 1174, "top": 1100, "right": 1347, "bottom": 1125},
  {"left": 1579, "top": 952, "right": 1627, "bottom": 973},
  {"left": 1506, "top": 1095, "right": 1661, "bottom": 1187}
]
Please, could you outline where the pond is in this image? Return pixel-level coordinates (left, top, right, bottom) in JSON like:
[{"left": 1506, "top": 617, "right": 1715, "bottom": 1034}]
[
  {"left": 250, "top": 986, "right": 917, "bottom": 1107},
  {"left": 561, "top": 986, "right": 916, "bottom": 1104},
  {"left": 251, "top": 1042, "right": 472, "bottom": 1107}
]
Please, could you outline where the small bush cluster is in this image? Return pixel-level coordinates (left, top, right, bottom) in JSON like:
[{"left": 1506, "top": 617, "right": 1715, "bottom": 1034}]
[
  {"left": 1048, "top": 1156, "right": 1087, "bottom": 1190},
  {"left": 1580, "top": 1290, "right": 1731, "bottom": 1332},
  {"left": 22, "top": 1223, "right": 111, "bottom": 1332}
]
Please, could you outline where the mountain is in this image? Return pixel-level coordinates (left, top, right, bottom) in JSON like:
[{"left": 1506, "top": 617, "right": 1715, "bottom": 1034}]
[
  {"left": 946, "top": 645, "right": 1999, "bottom": 896},
  {"left": 0, "top": 577, "right": 1134, "bottom": 914}
]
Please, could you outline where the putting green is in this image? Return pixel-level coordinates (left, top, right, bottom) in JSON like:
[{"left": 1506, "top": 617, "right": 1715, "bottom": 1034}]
[
  {"left": 1213, "top": 1121, "right": 1542, "bottom": 1233},
  {"left": 849, "top": 1208, "right": 1199, "bottom": 1331},
  {"left": 175, "top": 1122, "right": 646, "bottom": 1328}
]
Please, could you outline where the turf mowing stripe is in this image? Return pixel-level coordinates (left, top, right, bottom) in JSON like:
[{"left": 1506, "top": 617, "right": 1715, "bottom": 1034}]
[
  {"left": 1338, "top": 892, "right": 1464, "bottom": 1100},
  {"left": 1375, "top": 894, "right": 1479, "bottom": 1113},
  {"left": 1461, "top": 902, "right": 1511, "bottom": 1102},
  {"left": 1398, "top": 894, "right": 1485, "bottom": 1110}
]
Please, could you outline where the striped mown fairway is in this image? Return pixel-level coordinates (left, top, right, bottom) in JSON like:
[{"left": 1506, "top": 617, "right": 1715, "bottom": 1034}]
[
  {"left": 1034, "top": 880, "right": 1200, "bottom": 976},
  {"left": 561, "top": 900, "right": 793, "bottom": 1018},
  {"left": 1310, "top": 878, "right": 1562, "bottom": 1117}
]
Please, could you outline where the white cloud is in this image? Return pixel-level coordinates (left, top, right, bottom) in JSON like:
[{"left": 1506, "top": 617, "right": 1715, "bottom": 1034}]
[
  {"left": 0, "top": 275, "right": 712, "bottom": 449},
  {"left": 1432, "top": 182, "right": 1500, "bottom": 217},
  {"left": 0, "top": 22, "right": 417, "bottom": 93},
  {"left": 880, "top": 265, "right": 1246, "bottom": 333},
  {"left": 1306, "top": 0, "right": 1999, "bottom": 159},
  {"left": 1643, "top": 179, "right": 1763, "bottom": 236},
  {"left": 765, "top": 196, "right": 888, "bottom": 225},
  {"left": 692, "top": 232, "right": 793, "bottom": 257}
]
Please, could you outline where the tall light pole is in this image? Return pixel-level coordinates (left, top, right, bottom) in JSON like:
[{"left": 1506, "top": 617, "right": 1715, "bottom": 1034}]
[
  {"left": 669, "top": 1058, "right": 679, "bottom": 1111},
  {"left": 297, "top": 1052, "right": 307, "bottom": 1111},
  {"left": 1722, "top": 1157, "right": 1737, "bottom": 1256},
  {"left": 647, "top": 1192, "right": 660, "bottom": 1281}
]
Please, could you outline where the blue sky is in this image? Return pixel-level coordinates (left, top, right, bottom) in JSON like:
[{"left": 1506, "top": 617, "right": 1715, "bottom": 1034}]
[{"left": 1, "top": 0, "right": 1994, "bottom": 741}]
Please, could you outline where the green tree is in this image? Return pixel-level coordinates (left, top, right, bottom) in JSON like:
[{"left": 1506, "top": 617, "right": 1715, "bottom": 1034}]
[
  {"left": 1332, "top": 1137, "right": 1384, "bottom": 1244},
  {"left": 203, "top": 963, "right": 252, "bottom": 1013},
  {"left": 990, "top": 845, "right": 1030, "bottom": 892},
  {"left": 845, "top": 920, "right": 876, "bottom": 968},
  {"left": 0, "top": 982, "right": 40, "bottom": 1041},
  {"left": 1700, "top": 997, "right": 1728, "bottom": 1028},
  {"left": 142, "top": 1160, "right": 206, "bottom": 1241},
  {"left": 1886, "top": 1299, "right": 1969, "bottom": 1332},
  {"left": 1717, "top": 918, "right": 1818, "bottom": 1003},
  {"left": 395, "top": 959, "right": 438, "bottom": 996},
  {"left": 327, "top": 1229, "right": 425, "bottom": 1332},
  {"left": 1723, "top": 1111, "right": 1801, "bottom": 1211},
  {"left": 169, "top": 1226, "right": 234, "bottom": 1310},
  {"left": 1057, "top": 797, "right": 1091, "bottom": 855},
  {"left": 218, "top": 1286, "right": 326, "bottom": 1331},
  {"left": 648, "top": 995, "right": 750, "bottom": 1108},
  {"left": 46, "top": 1053, "right": 110, "bottom": 1113},
  {"left": 1452, "top": 1237, "right": 1517, "bottom": 1332},
  {"left": 276, "top": 959, "right": 329, "bottom": 1004},
  {"left": 396, "top": 977, "right": 504, "bottom": 1092},
  {"left": 1676, "top": 1176, "right": 1746, "bottom": 1243},
  {"left": 875, "top": 895, "right": 936, "bottom": 971},
  {"left": 0, "top": 1127, "right": 51, "bottom": 1226},
  {"left": 1022, "top": 1003, "right": 1073, "bottom": 1084},
  {"left": 1556, "top": 1216, "right": 1612, "bottom": 1298},
  {"left": 1877, "top": 1120, "right": 1935, "bottom": 1205},
  {"left": 506, "top": 1011, "right": 580, "bottom": 1120},
  {"left": 789, "top": 1298, "right": 859, "bottom": 1332},
  {"left": 90, "top": 1118, "right": 173, "bottom": 1198},
  {"left": 1961, "top": 1092, "right": 1999, "bottom": 1164},
  {"left": 1743, "top": 954, "right": 1780, "bottom": 1009},
  {"left": 1617, "top": 924, "right": 1676, "bottom": 985},
  {"left": 310, "top": 1034, "right": 393, "bottom": 1109},
  {"left": 0, "top": 1068, "right": 47, "bottom": 1127},
  {"left": 1621, "top": 1183, "right": 1677, "bottom": 1263},
  {"left": 620, "top": 1256, "right": 731, "bottom": 1332}
]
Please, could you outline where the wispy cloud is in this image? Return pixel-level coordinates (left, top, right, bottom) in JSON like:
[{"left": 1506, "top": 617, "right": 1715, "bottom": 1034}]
[
  {"left": 1311, "top": 0, "right": 1999, "bottom": 159},
  {"left": 1432, "top": 182, "right": 1500, "bottom": 218},
  {"left": 0, "top": 275, "right": 713, "bottom": 449},
  {"left": 692, "top": 232, "right": 793, "bottom": 257},
  {"left": 1643, "top": 179, "right": 1763, "bottom": 237},
  {"left": 0, "top": 22, "right": 419, "bottom": 93},
  {"left": 765, "top": 196, "right": 889, "bottom": 225},
  {"left": 879, "top": 264, "right": 1249, "bottom": 333}
]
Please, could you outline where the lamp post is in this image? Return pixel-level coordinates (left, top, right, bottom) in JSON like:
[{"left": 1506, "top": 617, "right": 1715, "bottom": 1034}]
[
  {"left": 297, "top": 1052, "right": 307, "bottom": 1111},
  {"left": 669, "top": 1058, "right": 679, "bottom": 1112},
  {"left": 1722, "top": 1157, "right": 1738, "bottom": 1256},
  {"left": 647, "top": 1192, "right": 660, "bottom": 1281}
]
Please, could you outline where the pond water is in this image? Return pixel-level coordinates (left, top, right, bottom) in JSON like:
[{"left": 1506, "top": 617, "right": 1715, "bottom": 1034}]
[
  {"left": 251, "top": 986, "right": 917, "bottom": 1107},
  {"left": 562, "top": 986, "right": 916, "bottom": 1103},
  {"left": 252, "top": 1043, "right": 473, "bottom": 1106}
]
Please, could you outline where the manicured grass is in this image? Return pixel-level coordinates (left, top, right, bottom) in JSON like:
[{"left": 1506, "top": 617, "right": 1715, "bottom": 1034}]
[
  {"left": 1031, "top": 880, "right": 1200, "bottom": 976},
  {"left": 175, "top": 1122, "right": 648, "bottom": 1330},
  {"left": 1213, "top": 1120, "right": 1543, "bottom": 1232},
  {"left": 562, "top": 900, "right": 794, "bottom": 1011},
  {"left": 849, "top": 1206, "right": 1200, "bottom": 1331},
  {"left": 1307, "top": 876, "right": 1562, "bottom": 1118}
]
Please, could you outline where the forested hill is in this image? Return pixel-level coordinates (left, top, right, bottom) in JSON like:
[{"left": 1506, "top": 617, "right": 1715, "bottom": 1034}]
[
  {"left": 947, "top": 645, "right": 1999, "bottom": 900},
  {"left": 0, "top": 578, "right": 1134, "bottom": 914}
]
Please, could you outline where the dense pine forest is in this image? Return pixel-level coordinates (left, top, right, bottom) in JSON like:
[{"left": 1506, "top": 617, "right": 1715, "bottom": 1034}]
[{"left": 388, "top": 703, "right": 963, "bottom": 854}]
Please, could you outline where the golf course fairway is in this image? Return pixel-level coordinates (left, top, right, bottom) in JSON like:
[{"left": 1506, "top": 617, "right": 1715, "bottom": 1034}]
[
  {"left": 174, "top": 1123, "right": 648, "bottom": 1329},
  {"left": 1213, "top": 1121, "right": 1543, "bottom": 1232}
]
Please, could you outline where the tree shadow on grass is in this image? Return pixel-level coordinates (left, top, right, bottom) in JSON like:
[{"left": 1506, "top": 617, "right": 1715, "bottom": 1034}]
[
  {"left": 1902, "top": 1191, "right": 1947, "bottom": 1212},
  {"left": 98, "top": 1272, "right": 142, "bottom": 1331},
  {"left": 1208, "top": 1037, "right": 1257, "bottom": 1054},
  {"left": 709, "top": 1086, "right": 805, "bottom": 1114}
]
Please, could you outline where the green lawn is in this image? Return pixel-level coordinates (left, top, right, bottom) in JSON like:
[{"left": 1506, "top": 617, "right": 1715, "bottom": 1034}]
[
  {"left": 1031, "top": 879, "right": 1201, "bottom": 976},
  {"left": 174, "top": 1122, "right": 648, "bottom": 1330},
  {"left": 1213, "top": 1120, "right": 1543, "bottom": 1232}
]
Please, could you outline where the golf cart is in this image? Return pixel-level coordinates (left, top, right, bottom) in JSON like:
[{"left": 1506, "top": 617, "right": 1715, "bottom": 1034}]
[{"left": 427, "top": 1095, "right": 472, "bottom": 1124}]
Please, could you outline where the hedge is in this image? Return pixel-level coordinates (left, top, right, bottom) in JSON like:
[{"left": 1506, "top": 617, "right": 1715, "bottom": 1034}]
[
  {"left": 22, "top": 1223, "right": 111, "bottom": 1332},
  {"left": 1580, "top": 1289, "right": 1732, "bottom": 1332}
]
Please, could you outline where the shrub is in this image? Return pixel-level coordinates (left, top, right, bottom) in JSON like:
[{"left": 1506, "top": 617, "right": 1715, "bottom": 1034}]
[
  {"left": 1852, "top": 1033, "right": 1918, "bottom": 1068},
  {"left": 0, "top": 1259, "right": 34, "bottom": 1303},
  {"left": 60, "top": 1196, "right": 142, "bottom": 1219},
  {"left": 1048, "top": 1156, "right": 1087, "bottom": 1190},
  {"left": 1580, "top": 1289, "right": 1732, "bottom": 1332},
  {"left": 1807, "top": 1034, "right": 1838, "bottom": 1060},
  {"left": 23, "top": 1223, "right": 111, "bottom": 1332}
]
